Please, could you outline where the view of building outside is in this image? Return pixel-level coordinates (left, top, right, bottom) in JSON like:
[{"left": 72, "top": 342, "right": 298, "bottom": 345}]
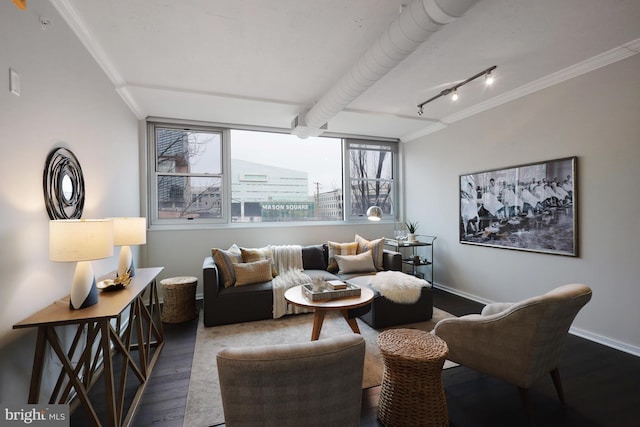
[
  {"left": 154, "top": 126, "right": 394, "bottom": 223},
  {"left": 230, "top": 130, "right": 343, "bottom": 222},
  {"left": 156, "top": 127, "right": 222, "bottom": 219}
]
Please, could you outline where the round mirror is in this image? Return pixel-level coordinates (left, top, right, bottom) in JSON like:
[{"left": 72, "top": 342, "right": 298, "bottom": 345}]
[
  {"left": 43, "top": 148, "right": 85, "bottom": 219},
  {"left": 61, "top": 173, "right": 74, "bottom": 202}
]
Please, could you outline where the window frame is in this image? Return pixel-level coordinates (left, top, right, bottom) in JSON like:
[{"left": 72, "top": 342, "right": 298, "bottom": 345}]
[
  {"left": 343, "top": 138, "right": 400, "bottom": 222},
  {"left": 148, "top": 121, "right": 228, "bottom": 226},
  {"left": 146, "top": 119, "right": 400, "bottom": 228}
]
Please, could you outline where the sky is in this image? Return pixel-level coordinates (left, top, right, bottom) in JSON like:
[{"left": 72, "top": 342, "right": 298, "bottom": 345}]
[
  {"left": 231, "top": 130, "right": 343, "bottom": 194},
  {"left": 189, "top": 129, "right": 343, "bottom": 195}
]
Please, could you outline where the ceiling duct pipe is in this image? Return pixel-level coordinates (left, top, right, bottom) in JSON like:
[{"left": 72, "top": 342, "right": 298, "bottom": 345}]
[{"left": 291, "top": 0, "right": 479, "bottom": 138}]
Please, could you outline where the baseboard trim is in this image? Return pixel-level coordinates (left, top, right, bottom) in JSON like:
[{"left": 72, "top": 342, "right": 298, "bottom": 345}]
[
  {"left": 434, "top": 283, "right": 493, "bottom": 305},
  {"left": 433, "top": 282, "right": 640, "bottom": 357},
  {"left": 569, "top": 327, "right": 640, "bottom": 357}
]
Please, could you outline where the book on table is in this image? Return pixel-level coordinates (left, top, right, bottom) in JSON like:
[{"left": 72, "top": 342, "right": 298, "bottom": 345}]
[{"left": 327, "top": 280, "right": 347, "bottom": 290}]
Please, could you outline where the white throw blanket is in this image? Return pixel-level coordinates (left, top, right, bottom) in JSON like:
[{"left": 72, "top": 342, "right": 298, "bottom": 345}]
[
  {"left": 271, "top": 245, "right": 312, "bottom": 318},
  {"left": 369, "top": 271, "right": 428, "bottom": 304}
]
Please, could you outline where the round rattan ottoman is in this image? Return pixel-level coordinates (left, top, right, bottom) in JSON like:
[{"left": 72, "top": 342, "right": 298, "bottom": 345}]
[
  {"left": 377, "top": 328, "right": 449, "bottom": 427},
  {"left": 160, "top": 276, "right": 198, "bottom": 323}
]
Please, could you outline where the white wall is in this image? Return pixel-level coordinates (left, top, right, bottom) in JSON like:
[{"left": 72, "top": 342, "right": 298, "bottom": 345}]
[
  {"left": 0, "top": 2, "right": 139, "bottom": 402},
  {"left": 403, "top": 54, "right": 640, "bottom": 354}
]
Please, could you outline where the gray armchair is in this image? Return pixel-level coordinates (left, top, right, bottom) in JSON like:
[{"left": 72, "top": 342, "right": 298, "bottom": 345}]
[
  {"left": 433, "top": 283, "right": 592, "bottom": 415},
  {"left": 216, "top": 334, "right": 365, "bottom": 427}
]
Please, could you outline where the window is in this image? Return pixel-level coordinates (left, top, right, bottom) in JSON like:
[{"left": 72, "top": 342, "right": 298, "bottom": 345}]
[
  {"left": 148, "top": 121, "right": 398, "bottom": 226},
  {"left": 151, "top": 124, "right": 223, "bottom": 224},
  {"left": 345, "top": 139, "right": 397, "bottom": 220},
  {"left": 230, "top": 130, "right": 342, "bottom": 223}
]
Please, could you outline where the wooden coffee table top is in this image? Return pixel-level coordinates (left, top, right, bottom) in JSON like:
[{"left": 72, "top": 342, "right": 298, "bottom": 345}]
[
  {"left": 284, "top": 284, "right": 374, "bottom": 311},
  {"left": 285, "top": 284, "right": 374, "bottom": 340}
]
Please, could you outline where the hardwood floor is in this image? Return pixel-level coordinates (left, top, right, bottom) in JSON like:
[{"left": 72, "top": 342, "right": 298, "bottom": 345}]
[{"left": 72, "top": 289, "right": 640, "bottom": 427}]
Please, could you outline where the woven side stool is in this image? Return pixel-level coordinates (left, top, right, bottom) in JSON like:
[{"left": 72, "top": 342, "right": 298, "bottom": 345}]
[
  {"left": 377, "top": 328, "right": 449, "bottom": 427},
  {"left": 160, "top": 276, "right": 198, "bottom": 323}
]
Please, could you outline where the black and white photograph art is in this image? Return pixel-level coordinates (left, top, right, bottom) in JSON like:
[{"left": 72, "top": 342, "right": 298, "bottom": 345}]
[{"left": 460, "top": 157, "right": 577, "bottom": 256}]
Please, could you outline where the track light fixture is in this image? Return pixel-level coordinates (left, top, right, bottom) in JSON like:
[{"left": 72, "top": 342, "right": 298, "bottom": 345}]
[
  {"left": 485, "top": 70, "right": 494, "bottom": 85},
  {"left": 417, "top": 65, "right": 497, "bottom": 115}
]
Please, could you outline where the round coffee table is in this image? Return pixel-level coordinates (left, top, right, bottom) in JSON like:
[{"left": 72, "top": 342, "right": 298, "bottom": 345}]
[{"left": 284, "top": 285, "right": 374, "bottom": 341}]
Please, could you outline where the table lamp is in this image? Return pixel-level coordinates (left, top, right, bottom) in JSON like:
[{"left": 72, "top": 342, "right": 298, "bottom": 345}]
[
  {"left": 112, "top": 217, "right": 147, "bottom": 278},
  {"left": 49, "top": 219, "right": 114, "bottom": 310}
]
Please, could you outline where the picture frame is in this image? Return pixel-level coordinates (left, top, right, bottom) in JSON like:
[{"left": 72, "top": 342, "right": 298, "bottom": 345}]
[{"left": 459, "top": 156, "right": 577, "bottom": 256}]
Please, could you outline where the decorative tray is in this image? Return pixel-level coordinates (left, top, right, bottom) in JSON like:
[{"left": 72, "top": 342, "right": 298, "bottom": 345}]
[
  {"left": 302, "top": 281, "right": 361, "bottom": 301},
  {"left": 97, "top": 279, "right": 128, "bottom": 292}
]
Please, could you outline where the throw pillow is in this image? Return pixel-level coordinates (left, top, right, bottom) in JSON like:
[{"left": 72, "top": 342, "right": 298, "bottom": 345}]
[
  {"left": 334, "top": 251, "right": 376, "bottom": 274},
  {"left": 327, "top": 241, "right": 358, "bottom": 273},
  {"left": 355, "top": 234, "right": 385, "bottom": 271},
  {"left": 301, "top": 245, "right": 327, "bottom": 270},
  {"left": 212, "top": 244, "right": 242, "bottom": 288},
  {"left": 233, "top": 260, "right": 273, "bottom": 286},
  {"left": 241, "top": 246, "right": 277, "bottom": 277}
]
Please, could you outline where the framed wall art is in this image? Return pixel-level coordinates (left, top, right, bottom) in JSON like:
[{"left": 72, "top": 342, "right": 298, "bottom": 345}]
[{"left": 459, "top": 156, "right": 577, "bottom": 256}]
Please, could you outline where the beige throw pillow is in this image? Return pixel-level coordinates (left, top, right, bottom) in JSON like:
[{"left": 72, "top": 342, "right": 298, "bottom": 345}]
[
  {"left": 355, "top": 234, "right": 385, "bottom": 271},
  {"left": 212, "top": 244, "right": 242, "bottom": 288},
  {"left": 327, "top": 241, "right": 359, "bottom": 273},
  {"left": 233, "top": 260, "right": 273, "bottom": 286},
  {"left": 334, "top": 251, "right": 376, "bottom": 274},
  {"left": 241, "top": 246, "right": 277, "bottom": 277}
]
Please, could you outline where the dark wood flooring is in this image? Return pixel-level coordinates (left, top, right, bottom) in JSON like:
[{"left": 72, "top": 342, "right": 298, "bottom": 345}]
[{"left": 72, "top": 288, "right": 640, "bottom": 427}]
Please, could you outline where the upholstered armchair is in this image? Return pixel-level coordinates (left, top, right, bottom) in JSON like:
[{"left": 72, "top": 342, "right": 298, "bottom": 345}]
[
  {"left": 217, "top": 334, "right": 365, "bottom": 427},
  {"left": 433, "top": 283, "right": 592, "bottom": 415}
]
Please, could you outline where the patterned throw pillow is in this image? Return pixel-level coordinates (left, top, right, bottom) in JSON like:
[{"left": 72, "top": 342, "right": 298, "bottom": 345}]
[
  {"left": 334, "top": 250, "right": 376, "bottom": 274},
  {"left": 241, "top": 246, "right": 277, "bottom": 277},
  {"left": 233, "top": 260, "right": 273, "bottom": 286},
  {"left": 327, "top": 241, "right": 358, "bottom": 273},
  {"left": 355, "top": 234, "right": 385, "bottom": 271},
  {"left": 212, "top": 244, "right": 242, "bottom": 288}
]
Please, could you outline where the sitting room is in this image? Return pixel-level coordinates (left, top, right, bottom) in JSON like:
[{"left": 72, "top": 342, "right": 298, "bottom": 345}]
[{"left": 2, "top": 1, "right": 640, "bottom": 426}]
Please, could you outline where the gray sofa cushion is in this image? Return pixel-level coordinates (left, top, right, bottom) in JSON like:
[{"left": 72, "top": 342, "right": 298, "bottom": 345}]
[{"left": 301, "top": 244, "right": 327, "bottom": 270}]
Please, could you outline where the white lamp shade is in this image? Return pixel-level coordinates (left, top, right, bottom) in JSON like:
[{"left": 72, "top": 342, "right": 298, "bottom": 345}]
[
  {"left": 112, "top": 217, "right": 147, "bottom": 246},
  {"left": 49, "top": 219, "right": 114, "bottom": 262}
]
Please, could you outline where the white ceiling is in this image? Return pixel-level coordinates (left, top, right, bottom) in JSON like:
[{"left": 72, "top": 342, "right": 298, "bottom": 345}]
[{"left": 51, "top": 0, "right": 640, "bottom": 141}]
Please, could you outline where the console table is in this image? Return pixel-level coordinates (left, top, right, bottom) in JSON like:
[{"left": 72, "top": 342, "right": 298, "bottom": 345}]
[{"left": 13, "top": 267, "right": 164, "bottom": 427}]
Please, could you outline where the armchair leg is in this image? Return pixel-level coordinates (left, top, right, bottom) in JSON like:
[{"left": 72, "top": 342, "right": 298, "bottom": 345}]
[
  {"left": 550, "top": 367, "right": 565, "bottom": 403},
  {"left": 517, "top": 387, "right": 535, "bottom": 426}
]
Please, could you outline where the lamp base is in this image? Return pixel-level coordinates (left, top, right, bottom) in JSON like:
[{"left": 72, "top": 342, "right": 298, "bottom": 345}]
[
  {"left": 70, "top": 261, "right": 99, "bottom": 310},
  {"left": 117, "top": 245, "right": 136, "bottom": 278}
]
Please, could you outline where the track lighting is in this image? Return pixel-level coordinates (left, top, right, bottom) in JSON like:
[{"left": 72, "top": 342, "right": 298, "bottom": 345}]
[
  {"left": 417, "top": 65, "right": 497, "bottom": 115},
  {"left": 485, "top": 70, "right": 494, "bottom": 85}
]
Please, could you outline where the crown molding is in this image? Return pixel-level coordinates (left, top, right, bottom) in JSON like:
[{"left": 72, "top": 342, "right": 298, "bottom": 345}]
[{"left": 50, "top": 0, "right": 144, "bottom": 118}]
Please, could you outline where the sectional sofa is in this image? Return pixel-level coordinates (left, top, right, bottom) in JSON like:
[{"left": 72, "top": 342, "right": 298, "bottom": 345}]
[{"left": 202, "top": 242, "right": 433, "bottom": 328}]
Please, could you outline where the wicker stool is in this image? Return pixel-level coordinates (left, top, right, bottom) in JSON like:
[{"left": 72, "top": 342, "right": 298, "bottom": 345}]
[
  {"left": 160, "top": 276, "right": 198, "bottom": 323},
  {"left": 377, "top": 329, "right": 449, "bottom": 427}
]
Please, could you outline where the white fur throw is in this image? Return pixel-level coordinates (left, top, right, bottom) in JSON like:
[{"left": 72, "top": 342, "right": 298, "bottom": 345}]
[{"left": 369, "top": 271, "right": 429, "bottom": 304}]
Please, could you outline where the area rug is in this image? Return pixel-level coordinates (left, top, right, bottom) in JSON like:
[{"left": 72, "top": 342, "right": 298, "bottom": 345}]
[{"left": 183, "top": 308, "right": 456, "bottom": 427}]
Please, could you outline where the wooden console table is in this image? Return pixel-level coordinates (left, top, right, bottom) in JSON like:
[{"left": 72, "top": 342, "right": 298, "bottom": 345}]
[{"left": 13, "top": 267, "right": 164, "bottom": 427}]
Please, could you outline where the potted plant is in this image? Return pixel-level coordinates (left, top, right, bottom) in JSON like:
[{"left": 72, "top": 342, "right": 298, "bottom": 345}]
[{"left": 406, "top": 221, "right": 419, "bottom": 242}]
